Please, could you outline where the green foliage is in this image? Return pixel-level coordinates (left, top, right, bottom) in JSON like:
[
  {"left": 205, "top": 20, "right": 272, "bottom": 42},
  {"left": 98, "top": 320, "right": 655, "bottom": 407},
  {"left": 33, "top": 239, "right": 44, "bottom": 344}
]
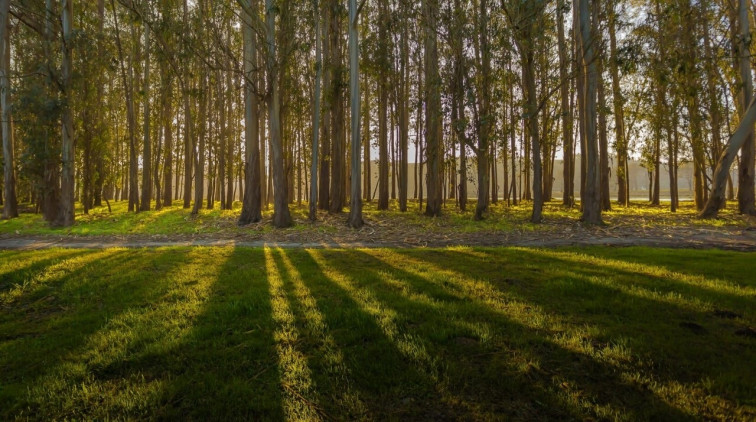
[{"left": 0, "top": 246, "right": 754, "bottom": 419}]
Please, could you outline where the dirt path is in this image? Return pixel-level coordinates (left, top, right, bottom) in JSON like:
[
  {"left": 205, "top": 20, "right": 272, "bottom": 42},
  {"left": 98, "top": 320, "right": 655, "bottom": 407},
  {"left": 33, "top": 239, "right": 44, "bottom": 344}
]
[{"left": 2, "top": 225, "right": 755, "bottom": 251}]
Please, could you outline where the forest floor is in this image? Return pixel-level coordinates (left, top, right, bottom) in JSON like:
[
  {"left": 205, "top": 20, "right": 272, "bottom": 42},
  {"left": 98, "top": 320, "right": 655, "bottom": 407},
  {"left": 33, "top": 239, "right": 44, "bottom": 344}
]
[
  {"left": 1, "top": 246, "right": 754, "bottom": 420},
  {"left": 1, "top": 199, "right": 755, "bottom": 250}
]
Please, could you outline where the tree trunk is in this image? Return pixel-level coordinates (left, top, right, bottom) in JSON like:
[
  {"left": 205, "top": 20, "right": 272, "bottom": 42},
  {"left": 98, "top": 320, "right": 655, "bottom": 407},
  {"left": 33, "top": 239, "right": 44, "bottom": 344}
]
[
  {"left": 140, "top": 17, "right": 152, "bottom": 211},
  {"left": 267, "top": 0, "right": 292, "bottom": 228},
  {"left": 192, "top": 73, "right": 206, "bottom": 215},
  {"left": 0, "top": 0, "right": 17, "bottom": 219},
  {"left": 347, "top": 0, "right": 363, "bottom": 228},
  {"left": 736, "top": 0, "right": 756, "bottom": 214},
  {"left": 398, "top": 9, "right": 409, "bottom": 213},
  {"left": 329, "top": 0, "right": 344, "bottom": 213},
  {"left": 558, "top": 1, "right": 573, "bottom": 208},
  {"left": 377, "top": 1, "right": 389, "bottom": 211},
  {"left": 239, "top": 0, "right": 263, "bottom": 225},
  {"left": 318, "top": 1, "right": 331, "bottom": 211},
  {"left": 475, "top": 0, "right": 491, "bottom": 220},
  {"left": 423, "top": 0, "right": 442, "bottom": 217},
  {"left": 577, "top": 0, "right": 602, "bottom": 224},
  {"left": 55, "top": 0, "right": 75, "bottom": 227},
  {"left": 701, "top": 94, "right": 756, "bottom": 217},
  {"left": 309, "top": 0, "right": 323, "bottom": 221},
  {"left": 608, "top": 0, "right": 627, "bottom": 206},
  {"left": 594, "top": 0, "right": 611, "bottom": 212}
]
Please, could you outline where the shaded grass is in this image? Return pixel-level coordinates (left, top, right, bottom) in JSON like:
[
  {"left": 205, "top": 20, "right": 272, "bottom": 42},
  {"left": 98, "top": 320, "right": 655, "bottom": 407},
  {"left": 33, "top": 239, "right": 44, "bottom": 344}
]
[
  {"left": 1, "top": 199, "right": 751, "bottom": 237},
  {"left": 0, "top": 246, "right": 754, "bottom": 420}
]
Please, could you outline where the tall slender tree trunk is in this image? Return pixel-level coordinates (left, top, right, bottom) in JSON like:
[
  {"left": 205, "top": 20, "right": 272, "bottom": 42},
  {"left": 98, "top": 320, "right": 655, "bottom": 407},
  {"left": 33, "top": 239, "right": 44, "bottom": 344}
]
[
  {"left": 475, "top": 0, "right": 491, "bottom": 220},
  {"left": 318, "top": 1, "right": 332, "bottom": 211},
  {"left": 423, "top": 0, "right": 442, "bottom": 216},
  {"left": 182, "top": 0, "right": 193, "bottom": 209},
  {"left": 398, "top": 8, "right": 409, "bottom": 213},
  {"left": 0, "top": 0, "right": 17, "bottom": 219},
  {"left": 347, "top": 0, "right": 363, "bottom": 228},
  {"left": 608, "top": 0, "right": 627, "bottom": 206},
  {"left": 309, "top": 0, "right": 323, "bottom": 221},
  {"left": 163, "top": 76, "right": 174, "bottom": 207},
  {"left": 558, "top": 0, "right": 573, "bottom": 208},
  {"left": 377, "top": 1, "right": 389, "bottom": 211},
  {"left": 267, "top": 0, "right": 292, "bottom": 227},
  {"left": 594, "top": 0, "right": 611, "bottom": 212},
  {"left": 140, "top": 17, "right": 152, "bottom": 211},
  {"left": 239, "top": 0, "right": 263, "bottom": 224},
  {"left": 736, "top": 0, "right": 756, "bottom": 214},
  {"left": 329, "top": 0, "right": 345, "bottom": 214},
  {"left": 192, "top": 76, "right": 206, "bottom": 215},
  {"left": 577, "top": 0, "right": 602, "bottom": 224}
]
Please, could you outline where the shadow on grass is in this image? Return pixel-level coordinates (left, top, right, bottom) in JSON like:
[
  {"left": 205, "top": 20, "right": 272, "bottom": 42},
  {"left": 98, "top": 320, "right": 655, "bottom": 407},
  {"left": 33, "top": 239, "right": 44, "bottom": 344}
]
[
  {"left": 85, "top": 248, "right": 284, "bottom": 420},
  {"left": 394, "top": 247, "right": 755, "bottom": 414},
  {"left": 336, "top": 248, "right": 691, "bottom": 420},
  {"left": 0, "top": 249, "right": 89, "bottom": 292},
  {"left": 287, "top": 248, "right": 466, "bottom": 420},
  {"left": 0, "top": 249, "right": 190, "bottom": 418}
]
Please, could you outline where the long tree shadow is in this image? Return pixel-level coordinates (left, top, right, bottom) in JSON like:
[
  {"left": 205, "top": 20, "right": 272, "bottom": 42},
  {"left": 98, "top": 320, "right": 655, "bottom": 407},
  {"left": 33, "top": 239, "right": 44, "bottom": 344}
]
[
  {"left": 0, "top": 249, "right": 90, "bottom": 293},
  {"left": 269, "top": 247, "right": 368, "bottom": 419},
  {"left": 449, "top": 247, "right": 755, "bottom": 315},
  {"left": 392, "top": 247, "right": 755, "bottom": 417},
  {"left": 82, "top": 247, "right": 285, "bottom": 420},
  {"left": 288, "top": 248, "right": 469, "bottom": 420},
  {"left": 340, "top": 248, "right": 696, "bottom": 421},
  {"left": 0, "top": 248, "right": 192, "bottom": 418}
]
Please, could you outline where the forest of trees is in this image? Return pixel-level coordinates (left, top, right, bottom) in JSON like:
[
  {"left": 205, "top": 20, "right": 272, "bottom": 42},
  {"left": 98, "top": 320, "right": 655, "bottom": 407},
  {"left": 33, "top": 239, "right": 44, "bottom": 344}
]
[{"left": 1, "top": 0, "right": 756, "bottom": 228}]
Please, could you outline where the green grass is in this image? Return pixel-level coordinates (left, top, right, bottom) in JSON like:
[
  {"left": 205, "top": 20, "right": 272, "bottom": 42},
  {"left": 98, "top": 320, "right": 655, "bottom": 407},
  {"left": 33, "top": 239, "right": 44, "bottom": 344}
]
[
  {"left": 1, "top": 246, "right": 754, "bottom": 420},
  {"left": 0, "top": 199, "right": 751, "bottom": 237}
]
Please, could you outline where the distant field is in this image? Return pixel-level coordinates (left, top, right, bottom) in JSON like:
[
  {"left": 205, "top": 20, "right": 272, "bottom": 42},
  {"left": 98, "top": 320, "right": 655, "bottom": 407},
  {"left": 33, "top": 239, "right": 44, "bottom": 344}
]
[{"left": 1, "top": 246, "right": 754, "bottom": 420}]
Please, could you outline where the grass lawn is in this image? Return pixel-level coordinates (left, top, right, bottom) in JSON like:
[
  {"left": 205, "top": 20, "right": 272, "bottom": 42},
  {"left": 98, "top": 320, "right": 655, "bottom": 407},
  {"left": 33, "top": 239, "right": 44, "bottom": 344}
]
[
  {"left": 1, "top": 246, "right": 755, "bottom": 420},
  {"left": 0, "top": 199, "right": 750, "bottom": 238}
]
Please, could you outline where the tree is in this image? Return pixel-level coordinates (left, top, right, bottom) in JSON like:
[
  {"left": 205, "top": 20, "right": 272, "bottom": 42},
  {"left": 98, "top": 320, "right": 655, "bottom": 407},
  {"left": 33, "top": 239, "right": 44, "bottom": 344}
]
[
  {"left": 576, "top": 0, "right": 601, "bottom": 224},
  {"left": 0, "top": 0, "right": 18, "bottom": 219},
  {"left": 423, "top": 0, "right": 442, "bottom": 217},
  {"left": 346, "top": 0, "right": 364, "bottom": 228},
  {"left": 140, "top": 6, "right": 152, "bottom": 212},
  {"left": 55, "top": 0, "right": 75, "bottom": 227},
  {"left": 309, "top": 0, "right": 322, "bottom": 222},
  {"left": 239, "top": 0, "right": 263, "bottom": 225},
  {"left": 701, "top": 0, "right": 756, "bottom": 218},
  {"left": 266, "top": 0, "right": 292, "bottom": 228}
]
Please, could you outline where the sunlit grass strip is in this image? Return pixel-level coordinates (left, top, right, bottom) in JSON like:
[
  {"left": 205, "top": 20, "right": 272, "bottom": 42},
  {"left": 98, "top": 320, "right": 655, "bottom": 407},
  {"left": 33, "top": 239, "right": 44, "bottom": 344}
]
[
  {"left": 307, "top": 249, "right": 438, "bottom": 379},
  {"left": 275, "top": 249, "right": 368, "bottom": 418},
  {"left": 529, "top": 248, "right": 756, "bottom": 300},
  {"left": 365, "top": 249, "right": 643, "bottom": 420},
  {"left": 264, "top": 247, "right": 323, "bottom": 421},
  {"left": 455, "top": 247, "right": 718, "bottom": 313},
  {"left": 1, "top": 249, "right": 115, "bottom": 306},
  {"left": 380, "top": 249, "right": 734, "bottom": 420},
  {"left": 0, "top": 249, "right": 80, "bottom": 279},
  {"left": 24, "top": 248, "right": 230, "bottom": 417}
]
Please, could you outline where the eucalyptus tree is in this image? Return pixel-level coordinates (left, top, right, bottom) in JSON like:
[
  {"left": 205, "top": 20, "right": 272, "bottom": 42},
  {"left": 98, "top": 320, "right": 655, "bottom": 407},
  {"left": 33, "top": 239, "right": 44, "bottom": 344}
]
[
  {"left": 506, "top": 0, "right": 547, "bottom": 223},
  {"left": 423, "top": 0, "right": 443, "bottom": 217},
  {"left": 576, "top": 0, "right": 601, "bottom": 224},
  {"left": 239, "top": 0, "right": 263, "bottom": 225},
  {"left": 265, "top": 0, "right": 292, "bottom": 227},
  {"left": 0, "top": 0, "right": 18, "bottom": 219},
  {"left": 701, "top": 0, "right": 756, "bottom": 217},
  {"left": 55, "top": 0, "right": 75, "bottom": 227},
  {"left": 608, "top": 0, "right": 628, "bottom": 206},
  {"left": 346, "top": 0, "right": 366, "bottom": 228},
  {"left": 309, "top": 0, "right": 322, "bottom": 222},
  {"left": 140, "top": 2, "right": 152, "bottom": 212}
]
